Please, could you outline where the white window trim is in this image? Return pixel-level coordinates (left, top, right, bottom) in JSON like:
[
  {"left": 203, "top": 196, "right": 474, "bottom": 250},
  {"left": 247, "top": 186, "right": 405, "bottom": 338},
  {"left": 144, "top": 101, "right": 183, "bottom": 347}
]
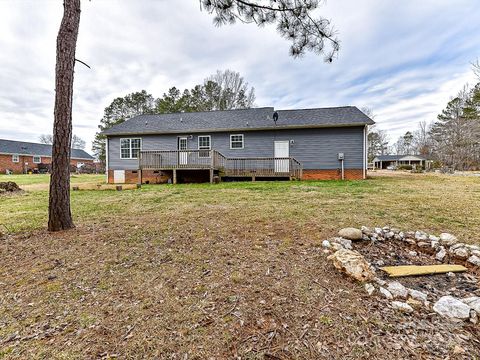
[
  {"left": 198, "top": 135, "right": 211, "bottom": 158},
  {"left": 230, "top": 134, "right": 244, "bottom": 149},
  {"left": 33, "top": 155, "right": 41, "bottom": 164},
  {"left": 120, "top": 138, "right": 142, "bottom": 159},
  {"left": 12, "top": 154, "right": 19, "bottom": 163}
]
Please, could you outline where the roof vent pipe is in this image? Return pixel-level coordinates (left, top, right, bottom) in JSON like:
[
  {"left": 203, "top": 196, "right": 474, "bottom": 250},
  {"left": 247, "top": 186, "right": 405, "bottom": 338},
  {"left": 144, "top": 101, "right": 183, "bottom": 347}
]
[{"left": 273, "top": 111, "right": 279, "bottom": 124}]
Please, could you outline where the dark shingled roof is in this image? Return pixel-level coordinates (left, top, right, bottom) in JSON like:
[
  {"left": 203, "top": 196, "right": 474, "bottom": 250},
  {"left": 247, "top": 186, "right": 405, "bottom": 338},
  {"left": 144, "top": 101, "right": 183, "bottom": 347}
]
[
  {"left": 374, "top": 154, "right": 428, "bottom": 161},
  {"left": 0, "top": 139, "right": 94, "bottom": 160},
  {"left": 102, "top": 106, "right": 374, "bottom": 136}
]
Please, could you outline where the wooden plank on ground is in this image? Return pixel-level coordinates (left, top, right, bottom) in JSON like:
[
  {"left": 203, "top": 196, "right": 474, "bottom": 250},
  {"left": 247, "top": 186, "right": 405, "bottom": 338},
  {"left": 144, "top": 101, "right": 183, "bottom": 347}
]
[{"left": 380, "top": 264, "right": 467, "bottom": 277}]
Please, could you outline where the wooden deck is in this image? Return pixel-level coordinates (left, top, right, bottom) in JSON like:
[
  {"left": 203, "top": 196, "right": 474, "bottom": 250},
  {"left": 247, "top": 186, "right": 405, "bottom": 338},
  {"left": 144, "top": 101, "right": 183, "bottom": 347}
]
[{"left": 139, "top": 150, "right": 302, "bottom": 183}]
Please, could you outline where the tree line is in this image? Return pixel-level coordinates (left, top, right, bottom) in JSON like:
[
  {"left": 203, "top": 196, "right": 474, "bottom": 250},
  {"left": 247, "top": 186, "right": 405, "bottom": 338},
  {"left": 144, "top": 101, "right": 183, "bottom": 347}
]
[
  {"left": 92, "top": 69, "right": 255, "bottom": 168},
  {"left": 368, "top": 62, "right": 480, "bottom": 170}
]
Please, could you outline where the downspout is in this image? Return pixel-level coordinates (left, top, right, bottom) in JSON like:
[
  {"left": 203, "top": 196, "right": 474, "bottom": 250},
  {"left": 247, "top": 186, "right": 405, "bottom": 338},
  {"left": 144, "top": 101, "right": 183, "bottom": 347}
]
[
  {"left": 105, "top": 136, "right": 109, "bottom": 182},
  {"left": 363, "top": 125, "right": 367, "bottom": 179}
]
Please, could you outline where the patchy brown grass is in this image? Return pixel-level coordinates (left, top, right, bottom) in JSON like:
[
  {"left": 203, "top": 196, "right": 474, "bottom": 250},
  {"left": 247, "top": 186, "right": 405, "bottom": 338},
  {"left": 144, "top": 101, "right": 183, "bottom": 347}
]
[{"left": 1, "top": 172, "right": 480, "bottom": 358}]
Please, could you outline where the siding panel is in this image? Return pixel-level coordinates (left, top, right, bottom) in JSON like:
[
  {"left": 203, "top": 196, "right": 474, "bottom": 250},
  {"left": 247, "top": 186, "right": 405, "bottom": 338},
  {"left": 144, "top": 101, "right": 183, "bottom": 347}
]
[{"left": 107, "top": 127, "right": 365, "bottom": 170}]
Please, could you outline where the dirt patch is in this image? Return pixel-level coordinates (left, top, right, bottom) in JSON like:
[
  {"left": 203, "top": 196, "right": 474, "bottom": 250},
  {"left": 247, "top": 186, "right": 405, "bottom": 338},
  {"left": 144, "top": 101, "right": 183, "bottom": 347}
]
[{"left": 1, "top": 221, "right": 480, "bottom": 359}]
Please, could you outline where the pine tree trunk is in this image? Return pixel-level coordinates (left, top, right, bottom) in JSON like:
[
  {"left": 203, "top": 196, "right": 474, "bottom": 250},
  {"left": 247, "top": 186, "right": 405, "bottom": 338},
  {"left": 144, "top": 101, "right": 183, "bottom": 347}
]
[{"left": 48, "top": 0, "right": 81, "bottom": 232}]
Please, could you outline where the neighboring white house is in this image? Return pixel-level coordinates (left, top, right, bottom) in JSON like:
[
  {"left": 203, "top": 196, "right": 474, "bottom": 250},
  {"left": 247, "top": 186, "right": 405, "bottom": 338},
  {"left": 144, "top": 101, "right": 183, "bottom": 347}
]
[{"left": 372, "top": 154, "right": 431, "bottom": 170}]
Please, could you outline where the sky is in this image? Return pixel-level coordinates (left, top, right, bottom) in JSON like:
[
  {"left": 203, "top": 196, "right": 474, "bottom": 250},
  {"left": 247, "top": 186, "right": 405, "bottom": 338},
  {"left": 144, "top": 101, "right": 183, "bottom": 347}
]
[{"left": 1, "top": 0, "right": 479, "bottom": 153}]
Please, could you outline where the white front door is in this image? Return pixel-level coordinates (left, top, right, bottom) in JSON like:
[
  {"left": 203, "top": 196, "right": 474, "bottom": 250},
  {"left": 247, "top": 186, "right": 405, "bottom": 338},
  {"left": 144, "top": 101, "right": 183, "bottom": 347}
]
[
  {"left": 178, "top": 137, "right": 188, "bottom": 165},
  {"left": 274, "top": 140, "right": 290, "bottom": 173},
  {"left": 113, "top": 170, "right": 125, "bottom": 184}
]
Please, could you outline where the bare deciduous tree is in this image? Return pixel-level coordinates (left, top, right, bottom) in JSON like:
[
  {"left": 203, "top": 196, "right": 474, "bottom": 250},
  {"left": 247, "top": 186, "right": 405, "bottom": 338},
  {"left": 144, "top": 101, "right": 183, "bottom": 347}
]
[
  {"left": 205, "top": 69, "right": 255, "bottom": 110},
  {"left": 39, "top": 134, "right": 54, "bottom": 145},
  {"left": 40, "top": 133, "right": 85, "bottom": 150},
  {"left": 72, "top": 134, "right": 86, "bottom": 150}
]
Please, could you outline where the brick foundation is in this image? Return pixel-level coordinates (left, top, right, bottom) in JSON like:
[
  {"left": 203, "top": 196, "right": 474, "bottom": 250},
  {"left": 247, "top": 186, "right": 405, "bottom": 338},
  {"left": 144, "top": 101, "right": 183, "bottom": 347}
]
[
  {"left": 301, "top": 169, "right": 364, "bottom": 180},
  {"left": 107, "top": 168, "right": 366, "bottom": 184},
  {"left": 108, "top": 170, "right": 172, "bottom": 184}
]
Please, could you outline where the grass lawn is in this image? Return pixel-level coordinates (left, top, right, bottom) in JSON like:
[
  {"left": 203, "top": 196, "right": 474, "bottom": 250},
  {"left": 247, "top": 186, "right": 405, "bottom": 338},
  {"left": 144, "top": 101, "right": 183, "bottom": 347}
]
[{"left": 1, "top": 172, "right": 479, "bottom": 358}]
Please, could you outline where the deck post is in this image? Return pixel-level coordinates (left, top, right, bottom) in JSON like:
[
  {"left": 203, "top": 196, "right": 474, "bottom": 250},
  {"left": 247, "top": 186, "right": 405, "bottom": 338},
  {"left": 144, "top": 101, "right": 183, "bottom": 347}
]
[
  {"left": 137, "top": 169, "right": 142, "bottom": 185},
  {"left": 209, "top": 168, "right": 214, "bottom": 184},
  {"left": 173, "top": 169, "right": 177, "bottom": 184},
  {"left": 252, "top": 175, "right": 256, "bottom": 182}
]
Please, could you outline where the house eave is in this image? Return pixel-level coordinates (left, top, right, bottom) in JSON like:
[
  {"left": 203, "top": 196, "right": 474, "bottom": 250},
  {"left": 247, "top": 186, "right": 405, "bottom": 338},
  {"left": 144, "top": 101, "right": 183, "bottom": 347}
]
[{"left": 103, "top": 122, "right": 372, "bottom": 137}]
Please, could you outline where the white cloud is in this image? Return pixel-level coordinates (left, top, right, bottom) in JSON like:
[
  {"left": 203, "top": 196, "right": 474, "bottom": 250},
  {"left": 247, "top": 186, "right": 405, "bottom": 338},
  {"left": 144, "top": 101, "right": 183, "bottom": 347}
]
[{"left": 0, "top": 0, "right": 479, "bottom": 151}]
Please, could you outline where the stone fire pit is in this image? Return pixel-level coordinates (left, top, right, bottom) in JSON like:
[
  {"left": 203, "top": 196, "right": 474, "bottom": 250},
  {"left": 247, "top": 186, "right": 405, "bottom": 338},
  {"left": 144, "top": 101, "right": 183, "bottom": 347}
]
[{"left": 324, "top": 226, "right": 480, "bottom": 324}]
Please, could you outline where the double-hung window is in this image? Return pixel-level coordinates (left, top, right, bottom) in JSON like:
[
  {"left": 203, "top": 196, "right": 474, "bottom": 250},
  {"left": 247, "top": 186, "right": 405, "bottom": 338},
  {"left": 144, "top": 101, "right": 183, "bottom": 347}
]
[
  {"left": 120, "top": 138, "right": 141, "bottom": 159},
  {"left": 198, "top": 135, "right": 211, "bottom": 158},
  {"left": 33, "top": 155, "right": 41, "bottom": 164},
  {"left": 230, "top": 134, "right": 244, "bottom": 149},
  {"left": 12, "top": 154, "right": 19, "bottom": 163}
]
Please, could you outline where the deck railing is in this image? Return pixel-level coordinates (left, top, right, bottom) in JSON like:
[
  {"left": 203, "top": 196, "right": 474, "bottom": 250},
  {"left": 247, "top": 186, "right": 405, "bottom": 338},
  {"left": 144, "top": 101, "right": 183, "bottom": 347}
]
[
  {"left": 139, "top": 150, "right": 302, "bottom": 179},
  {"left": 224, "top": 157, "right": 302, "bottom": 178}
]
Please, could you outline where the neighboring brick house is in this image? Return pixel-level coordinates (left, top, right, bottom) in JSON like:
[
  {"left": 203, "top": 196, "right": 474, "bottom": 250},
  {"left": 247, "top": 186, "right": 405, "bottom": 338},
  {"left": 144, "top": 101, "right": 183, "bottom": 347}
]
[
  {"left": 102, "top": 106, "right": 374, "bottom": 184},
  {"left": 0, "top": 139, "right": 94, "bottom": 174}
]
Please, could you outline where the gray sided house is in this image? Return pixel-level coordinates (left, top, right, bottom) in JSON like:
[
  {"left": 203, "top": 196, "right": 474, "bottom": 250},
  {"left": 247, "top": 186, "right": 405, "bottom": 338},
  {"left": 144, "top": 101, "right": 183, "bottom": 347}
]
[{"left": 102, "top": 106, "right": 374, "bottom": 184}]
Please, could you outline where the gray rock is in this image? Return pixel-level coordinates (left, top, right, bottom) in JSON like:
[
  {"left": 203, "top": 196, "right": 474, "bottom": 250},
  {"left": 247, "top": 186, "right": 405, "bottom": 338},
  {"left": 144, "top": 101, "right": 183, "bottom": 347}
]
[
  {"left": 470, "top": 310, "right": 478, "bottom": 324},
  {"left": 379, "top": 287, "right": 393, "bottom": 300},
  {"left": 322, "top": 240, "right": 331, "bottom": 248},
  {"left": 433, "top": 296, "right": 471, "bottom": 321},
  {"left": 439, "top": 233, "right": 458, "bottom": 246},
  {"left": 374, "top": 277, "right": 387, "bottom": 286},
  {"left": 467, "top": 255, "right": 480, "bottom": 266},
  {"left": 436, "top": 247, "right": 447, "bottom": 261},
  {"left": 391, "top": 301, "right": 414, "bottom": 313},
  {"left": 338, "top": 228, "right": 363, "bottom": 241},
  {"left": 405, "top": 231, "right": 415, "bottom": 239},
  {"left": 375, "top": 259, "right": 385, "bottom": 267},
  {"left": 365, "top": 283, "right": 375, "bottom": 296},
  {"left": 385, "top": 231, "right": 395, "bottom": 239},
  {"left": 409, "top": 289, "right": 428, "bottom": 302},
  {"left": 452, "top": 247, "right": 470, "bottom": 259},
  {"left": 471, "top": 250, "right": 480, "bottom": 257},
  {"left": 429, "top": 234, "right": 439, "bottom": 242},
  {"left": 330, "top": 237, "right": 353, "bottom": 250},
  {"left": 417, "top": 242, "right": 430, "bottom": 248},
  {"left": 387, "top": 281, "right": 408, "bottom": 299},
  {"left": 461, "top": 297, "right": 480, "bottom": 312},
  {"left": 446, "top": 272, "right": 456, "bottom": 278},
  {"left": 415, "top": 231, "right": 428, "bottom": 241},
  {"left": 450, "top": 243, "right": 466, "bottom": 250},
  {"left": 374, "top": 227, "right": 383, "bottom": 235},
  {"left": 408, "top": 250, "right": 418, "bottom": 257},
  {"left": 431, "top": 240, "right": 439, "bottom": 250},
  {"left": 405, "top": 239, "right": 416, "bottom": 245},
  {"left": 361, "top": 226, "right": 372, "bottom": 235}
]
